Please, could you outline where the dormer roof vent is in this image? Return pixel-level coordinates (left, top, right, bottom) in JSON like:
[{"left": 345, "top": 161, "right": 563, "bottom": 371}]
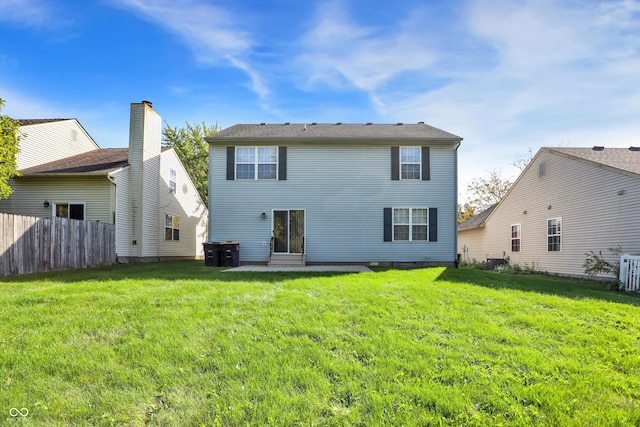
[
  {"left": 592, "top": 146, "right": 605, "bottom": 151},
  {"left": 629, "top": 146, "right": 640, "bottom": 151}
]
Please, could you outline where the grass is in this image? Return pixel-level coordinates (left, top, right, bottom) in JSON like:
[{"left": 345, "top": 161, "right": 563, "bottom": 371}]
[{"left": 1, "top": 262, "right": 639, "bottom": 426}]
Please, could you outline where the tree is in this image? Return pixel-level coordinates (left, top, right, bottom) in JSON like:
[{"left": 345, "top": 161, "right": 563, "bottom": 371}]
[
  {"left": 162, "top": 121, "right": 218, "bottom": 206},
  {"left": 463, "top": 168, "right": 513, "bottom": 213},
  {"left": 457, "top": 203, "right": 476, "bottom": 223},
  {"left": 510, "top": 147, "right": 534, "bottom": 172},
  {"left": 0, "top": 98, "right": 21, "bottom": 199}
]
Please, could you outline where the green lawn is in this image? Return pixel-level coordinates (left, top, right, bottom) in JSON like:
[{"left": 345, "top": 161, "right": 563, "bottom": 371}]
[{"left": 1, "top": 262, "right": 639, "bottom": 426}]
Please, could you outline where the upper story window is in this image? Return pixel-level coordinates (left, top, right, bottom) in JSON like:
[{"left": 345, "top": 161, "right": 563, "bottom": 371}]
[
  {"left": 400, "top": 147, "right": 421, "bottom": 179},
  {"left": 393, "top": 208, "right": 428, "bottom": 241},
  {"left": 391, "top": 146, "right": 429, "bottom": 181},
  {"left": 511, "top": 224, "right": 521, "bottom": 252},
  {"left": 547, "top": 218, "right": 562, "bottom": 252},
  {"left": 169, "top": 168, "right": 177, "bottom": 193},
  {"left": 236, "top": 147, "right": 278, "bottom": 180}
]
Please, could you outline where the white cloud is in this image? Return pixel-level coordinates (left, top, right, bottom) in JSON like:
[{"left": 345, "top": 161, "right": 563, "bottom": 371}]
[
  {"left": 111, "top": 0, "right": 267, "bottom": 98},
  {"left": 0, "top": 0, "right": 59, "bottom": 28},
  {"left": 296, "top": 1, "right": 436, "bottom": 92}
]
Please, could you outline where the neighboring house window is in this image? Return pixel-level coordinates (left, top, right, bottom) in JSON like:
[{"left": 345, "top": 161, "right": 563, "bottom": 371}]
[
  {"left": 547, "top": 218, "right": 561, "bottom": 252},
  {"left": 400, "top": 147, "right": 421, "bottom": 179},
  {"left": 511, "top": 224, "right": 521, "bottom": 252},
  {"left": 236, "top": 147, "right": 278, "bottom": 179},
  {"left": 54, "top": 202, "right": 85, "bottom": 220},
  {"left": 393, "top": 208, "right": 428, "bottom": 241},
  {"left": 165, "top": 214, "right": 180, "bottom": 241},
  {"left": 169, "top": 168, "right": 177, "bottom": 193}
]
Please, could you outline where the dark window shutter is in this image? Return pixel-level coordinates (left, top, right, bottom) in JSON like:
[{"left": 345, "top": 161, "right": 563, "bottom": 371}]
[
  {"left": 226, "top": 146, "right": 235, "bottom": 180},
  {"left": 391, "top": 147, "right": 399, "bottom": 180},
  {"left": 422, "top": 146, "right": 430, "bottom": 181},
  {"left": 428, "top": 207, "right": 437, "bottom": 242},
  {"left": 384, "top": 207, "right": 392, "bottom": 242},
  {"left": 278, "top": 146, "right": 287, "bottom": 180}
]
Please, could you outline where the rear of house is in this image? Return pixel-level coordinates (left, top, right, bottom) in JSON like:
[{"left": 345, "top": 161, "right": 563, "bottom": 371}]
[
  {"left": 207, "top": 123, "right": 462, "bottom": 266},
  {"left": 458, "top": 147, "right": 640, "bottom": 277}
]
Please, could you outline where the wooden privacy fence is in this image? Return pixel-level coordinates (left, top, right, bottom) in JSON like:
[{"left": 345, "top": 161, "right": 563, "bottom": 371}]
[
  {"left": 0, "top": 213, "right": 115, "bottom": 277},
  {"left": 619, "top": 255, "right": 640, "bottom": 292}
]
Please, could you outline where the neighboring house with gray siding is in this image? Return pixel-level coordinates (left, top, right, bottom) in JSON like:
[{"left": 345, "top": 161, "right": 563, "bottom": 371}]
[
  {"left": 458, "top": 147, "right": 640, "bottom": 278},
  {"left": 206, "top": 122, "right": 462, "bottom": 266},
  {"left": 0, "top": 102, "right": 208, "bottom": 262}
]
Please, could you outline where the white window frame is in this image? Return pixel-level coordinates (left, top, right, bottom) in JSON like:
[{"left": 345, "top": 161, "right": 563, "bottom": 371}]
[
  {"left": 169, "top": 168, "right": 177, "bottom": 193},
  {"left": 52, "top": 202, "right": 86, "bottom": 220},
  {"left": 165, "top": 213, "right": 180, "bottom": 241},
  {"left": 236, "top": 146, "right": 278, "bottom": 180},
  {"left": 400, "top": 147, "right": 421, "bottom": 180},
  {"left": 393, "top": 207, "right": 428, "bottom": 241},
  {"left": 511, "top": 223, "right": 521, "bottom": 252},
  {"left": 547, "top": 217, "right": 562, "bottom": 252}
]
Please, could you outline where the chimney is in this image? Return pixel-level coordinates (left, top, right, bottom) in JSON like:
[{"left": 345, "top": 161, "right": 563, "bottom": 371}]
[{"left": 128, "top": 101, "right": 162, "bottom": 258}]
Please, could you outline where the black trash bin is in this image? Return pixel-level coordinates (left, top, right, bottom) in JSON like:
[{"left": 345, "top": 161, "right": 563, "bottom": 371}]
[
  {"left": 203, "top": 242, "right": 221, "bottom": 267},
  {"left": 220, "top": 241, "right": 240, "bottom": 267}
]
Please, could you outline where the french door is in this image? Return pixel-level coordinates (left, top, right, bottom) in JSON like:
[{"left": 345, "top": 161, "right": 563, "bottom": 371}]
[{"left": 273, "top": 209, "right": 305, "bottom": 254}]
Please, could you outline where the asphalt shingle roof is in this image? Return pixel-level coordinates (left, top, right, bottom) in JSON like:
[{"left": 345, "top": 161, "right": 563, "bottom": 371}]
[
  {"left": 208, "top": 123, "right": 462, "bottom": 141},
  {"left": 546, "top": 147, "right": 640, "bottom": 176},
  {"left": 20, "top": 148, "right": 129, "bottom": 175},
  {"left": 18, "top": 119, "right": 70, "bottom": 126},
  {"left": 458, "top": 204, "right": 497, "bottom": 231}
]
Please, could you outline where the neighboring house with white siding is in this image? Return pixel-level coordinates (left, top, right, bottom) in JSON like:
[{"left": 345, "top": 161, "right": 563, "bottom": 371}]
[
  {"left": 206, "top": 122, "right": 462, "bottom": 266},
  {"left": 0, "top": 102, "right": 208, "bottom": 262},
  {"left": 458, "top": 147, "right": 640, "bottom": 278}
]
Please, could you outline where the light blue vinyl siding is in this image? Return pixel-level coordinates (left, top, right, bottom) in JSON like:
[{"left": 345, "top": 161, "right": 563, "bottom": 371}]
[{"left": 209, "top": 143, "right": 457, "bottom": 263}]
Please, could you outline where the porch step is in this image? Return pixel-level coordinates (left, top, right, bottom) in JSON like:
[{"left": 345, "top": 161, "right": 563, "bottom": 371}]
[{"left": 268, "top": 253, "right": 306, "bottom": 267}]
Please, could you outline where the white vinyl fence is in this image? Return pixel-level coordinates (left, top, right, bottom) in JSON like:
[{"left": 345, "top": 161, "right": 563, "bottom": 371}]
[{"left": 619, "top": 255, "right": 640, "bottom": 292}]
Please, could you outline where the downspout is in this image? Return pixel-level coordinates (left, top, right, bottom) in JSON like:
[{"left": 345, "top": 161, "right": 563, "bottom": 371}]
[{"left": 454, "top": 140, "right": 462, "bottom": 267}]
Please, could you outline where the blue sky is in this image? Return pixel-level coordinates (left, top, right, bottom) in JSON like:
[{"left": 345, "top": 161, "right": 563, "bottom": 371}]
[{"left": 1, "top": 0, "right": 639, "bottom": 201}]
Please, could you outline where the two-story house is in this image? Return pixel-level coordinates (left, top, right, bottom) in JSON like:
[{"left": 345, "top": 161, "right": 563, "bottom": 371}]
[
  {"left": 0, "top": 102, "right": 208, "bottom": 262},
  {"left": 458, "top": 147, "right": 640, "bottom": 277},
  {"left": 206, "top": 122, "right": 462, "bottom": 266}
]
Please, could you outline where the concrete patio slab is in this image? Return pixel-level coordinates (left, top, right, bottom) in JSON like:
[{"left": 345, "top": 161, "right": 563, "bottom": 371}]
[{"left": 223, "top": 265, "right": 373, "bottom": 273}]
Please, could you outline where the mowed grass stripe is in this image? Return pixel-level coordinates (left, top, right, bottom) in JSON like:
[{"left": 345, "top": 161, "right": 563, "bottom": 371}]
[{"left": 1, "top": 262, "right": 639, "bottom": 426}]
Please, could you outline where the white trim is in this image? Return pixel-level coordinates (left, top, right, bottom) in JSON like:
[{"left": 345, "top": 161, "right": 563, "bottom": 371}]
[
  {"left": 271, "top": 208, "right": 306, "bottom": 254},
  {"left": 164, "top": 212, "right": 180, "bottom": 241},
  {"left": 236, "top": 146, "right": 278, "bottom": 180},
  {"left": 510, "top": 223, "right": 521, "bottom": 252},
  {"left": 547, "top": 217, "right": 562, "bottom": 252},
  {"left": 169, "top": 167, "right": 177, "bottom": 193},
  {"left": 400, "top": 146, "right": 421, "bottom": 180},
  {"left": 392, "top": 207, "right": 428, "bottom": 241},
  {"left": 52, "top": 201, "right": 86, "bottom": 220}
]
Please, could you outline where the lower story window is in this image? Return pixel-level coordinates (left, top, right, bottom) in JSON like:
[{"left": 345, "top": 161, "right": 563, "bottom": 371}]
[
  {"left": 393, "top": 208, "right": 428, "bottom": 241},
  {"left": 547, "top": 217, "right": 561, "bottom": 252},
  {"left": 511, "top": 224, "right": 521, "bottom": 252},
  {"left": 165, "top": 214, "right": 180, "bottom": 241},
  {"left": 55, "top": 202, "right": 85, "bottom": 220}
]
